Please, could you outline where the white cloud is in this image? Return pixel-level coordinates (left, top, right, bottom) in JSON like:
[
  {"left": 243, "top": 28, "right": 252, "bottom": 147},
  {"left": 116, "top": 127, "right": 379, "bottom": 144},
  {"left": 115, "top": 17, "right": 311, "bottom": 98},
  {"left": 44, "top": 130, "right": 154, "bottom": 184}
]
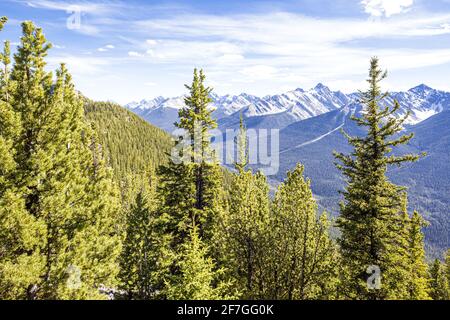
[
  {"left": 97, "top": 44, "right": 115, "bottom": 52},
  {"left": 126, "top": 11, "right": 450, "bottom": 95},
  {"left": 146, "top": 39, "right": 158, "bottom": 46},
  {"left": 128, "top": 51, "right": 144, "bottom": 57},
  {"left": 240, "top": 65, "right": 278, "bottom": 80},
  {"left": 361, "top": 0, "right": 414, "bottom": 17},
  {"left": 47, "top": 54, "right": 111, "bottom": 75},
  {"left": 24, "top": 0, "right": 117, "bottom": 14}
]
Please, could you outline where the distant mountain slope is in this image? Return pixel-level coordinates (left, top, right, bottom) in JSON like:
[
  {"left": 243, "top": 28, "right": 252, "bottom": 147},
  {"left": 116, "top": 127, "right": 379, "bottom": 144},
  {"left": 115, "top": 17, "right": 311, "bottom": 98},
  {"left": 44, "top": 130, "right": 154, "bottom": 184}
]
[
  {"left": 84, "top": 99, "right": 173, "bottom": 182},
  {"left": 272, "top": 106, "right": 450, "bottom": 258}
]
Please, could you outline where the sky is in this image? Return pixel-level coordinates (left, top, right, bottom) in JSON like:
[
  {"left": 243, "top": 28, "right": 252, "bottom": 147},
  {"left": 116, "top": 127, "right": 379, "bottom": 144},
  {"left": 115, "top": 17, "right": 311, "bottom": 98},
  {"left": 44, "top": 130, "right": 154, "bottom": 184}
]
[{"left": 1, "top": 0, "right": 450, "bottom": 104}]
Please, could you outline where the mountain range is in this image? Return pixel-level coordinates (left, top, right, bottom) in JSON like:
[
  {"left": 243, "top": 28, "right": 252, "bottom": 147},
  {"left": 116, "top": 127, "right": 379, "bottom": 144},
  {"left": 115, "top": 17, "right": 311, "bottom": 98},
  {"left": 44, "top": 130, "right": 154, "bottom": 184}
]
[
  {"left": 125, "top": 84, "right": 450, "bottom": 258},
  {"left": 126, "top": 83, "right": 448, "bottom": 132}
]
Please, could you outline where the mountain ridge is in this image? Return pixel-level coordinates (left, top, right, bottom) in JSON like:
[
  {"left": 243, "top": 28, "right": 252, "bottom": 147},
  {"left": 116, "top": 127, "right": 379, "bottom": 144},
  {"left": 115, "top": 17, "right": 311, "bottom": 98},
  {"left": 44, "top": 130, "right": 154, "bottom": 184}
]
[{"left": 125, "top": 84, "right": 450, "bottom": 133}]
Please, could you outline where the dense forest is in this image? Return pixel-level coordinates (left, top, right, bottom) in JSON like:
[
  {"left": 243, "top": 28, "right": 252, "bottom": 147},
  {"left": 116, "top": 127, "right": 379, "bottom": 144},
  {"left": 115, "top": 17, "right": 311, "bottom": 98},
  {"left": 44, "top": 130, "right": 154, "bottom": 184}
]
[{"left": 0, "top": 18, "right": 449, "bottom": 300}]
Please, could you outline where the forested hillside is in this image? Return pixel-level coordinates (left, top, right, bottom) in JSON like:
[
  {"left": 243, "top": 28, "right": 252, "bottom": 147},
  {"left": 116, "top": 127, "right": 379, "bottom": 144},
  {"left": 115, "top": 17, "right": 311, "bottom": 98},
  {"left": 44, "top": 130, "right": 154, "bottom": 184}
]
[{"left": 84, "top": 99, "right": 173, "bottom": 182}]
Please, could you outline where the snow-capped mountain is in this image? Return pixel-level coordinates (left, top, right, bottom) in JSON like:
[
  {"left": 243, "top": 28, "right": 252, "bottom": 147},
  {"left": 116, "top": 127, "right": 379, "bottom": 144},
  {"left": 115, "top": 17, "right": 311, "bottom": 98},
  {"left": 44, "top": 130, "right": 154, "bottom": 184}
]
[
  {"left": 125, "top": 84, "right": 352, "bottom": 132},
  {"left": 125, "top": 84, "right": 450, "bottom": 132},
  {"left": 391, "top": 84, "right": 450, "bottom": 124}
]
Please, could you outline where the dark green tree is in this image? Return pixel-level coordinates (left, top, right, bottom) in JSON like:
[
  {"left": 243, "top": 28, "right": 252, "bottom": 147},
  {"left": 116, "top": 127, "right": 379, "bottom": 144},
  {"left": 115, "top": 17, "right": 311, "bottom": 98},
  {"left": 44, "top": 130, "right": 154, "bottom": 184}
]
[
  {"left": 157, "top": 68, "right": 223, "bottom": 248},
  {"left": 429, "top": 259, "right": 449, "bottom": 300},
  {"left": 156, "top": 69, "right": 225, "bottom": 298},
  {"left": 405, "top": 211, "right": 430, "bottom": 300},
  {"left": 334, "top": 57, "right": 423, "bottom": 299},
  {"left": 214, "top": 115, "right": 272, "bottom": 299},
  {"left": 118, "top": 170, "right": 172, "bottom": 299}
]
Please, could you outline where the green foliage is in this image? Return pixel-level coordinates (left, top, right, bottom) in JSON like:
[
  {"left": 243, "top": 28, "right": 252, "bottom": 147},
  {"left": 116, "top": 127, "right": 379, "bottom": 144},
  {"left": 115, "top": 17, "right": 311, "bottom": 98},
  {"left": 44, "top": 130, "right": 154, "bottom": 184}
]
[
  {"left": 0, "top": 21, "right": 120, "bottom": 300},
  {"left": 84, "top": 99, "right": 172, "bottom": 184},
  {"left": 269, "top": 164, "right": 339, "bottom": 299},
  {"left": 156, "top": 69, "right": 225, "bottom": 298},
  {"left": 118, "top": 170, "right": 173, "bottom": 299},
  {"left": 1, "top": 19, "right": 444, "bottom": 301},
  {"left": 219, "top": 169, "right": 271, "bottom": 299},
  {"left": 405, "top": 211, "right": 430, "bottom": 300},
  {"left": 166, "top": 225, "right": 231, "bottom": 300},
  {"left": 214, "top": 117, "right": 271, "bottom": 299},
  {"left": 429, "top": 259, "right": 449, "bottom": 300},
  {"left": 334, "top": 57, "right": 424, "bottom": 299}
]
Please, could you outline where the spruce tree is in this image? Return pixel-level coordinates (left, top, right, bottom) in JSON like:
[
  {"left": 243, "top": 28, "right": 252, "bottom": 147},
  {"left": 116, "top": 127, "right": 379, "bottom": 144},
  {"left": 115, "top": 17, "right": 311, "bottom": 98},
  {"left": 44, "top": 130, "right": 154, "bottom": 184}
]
[
  {"left": 215, "top": 115, "right": 272, "bottom": 299},
  {"left": 405, "top": 211, "right": 430, "bottom": 300},
  {"left": 156, "top": 69, "right": 225, "bottom": 298},
  {"left": 334, "top": 57, "right": 423, "bottom": 299},
  {"left": 166, "top": 225, "right": 229, "bottom": 300},
  {"left": 157, "top": 69, "right": 221, "bottom": 235},
  {"left": 270, "top": 164, "right": 338, "bottom": 299},
  {"left": 118, "top": 170, "right": 172, "bottom": 299},
  {"left": 429, "top": 259, "right": 449, "bottom": 300},
  {"left": 157, "top": 68, "right": 222, "bottom": 247}
]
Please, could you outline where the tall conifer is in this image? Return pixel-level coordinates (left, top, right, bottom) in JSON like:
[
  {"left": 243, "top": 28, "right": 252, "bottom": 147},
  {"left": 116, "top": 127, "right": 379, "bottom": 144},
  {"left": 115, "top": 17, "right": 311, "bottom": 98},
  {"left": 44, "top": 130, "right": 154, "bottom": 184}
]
[
  {"left": 212, "top": 115, "right": 273, "bottom": 299},
  {"left": 405, "top": 211, "right": 430, "bottom": 299},
  {"left": 334, "top": 57, "right": 424, "bottom": 299},
  {"left": 1, "top": 21, "right": 120, "bottom": 299},
  {"left": 157, "top": 68, "right": 222, "bottom": 247}
]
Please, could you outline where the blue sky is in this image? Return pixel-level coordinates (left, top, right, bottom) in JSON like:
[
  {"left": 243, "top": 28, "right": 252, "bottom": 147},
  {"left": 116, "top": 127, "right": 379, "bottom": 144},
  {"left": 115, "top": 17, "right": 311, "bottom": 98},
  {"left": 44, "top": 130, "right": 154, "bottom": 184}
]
[{"left": 1, "top": 0, "right": 450, "bottom": 104}]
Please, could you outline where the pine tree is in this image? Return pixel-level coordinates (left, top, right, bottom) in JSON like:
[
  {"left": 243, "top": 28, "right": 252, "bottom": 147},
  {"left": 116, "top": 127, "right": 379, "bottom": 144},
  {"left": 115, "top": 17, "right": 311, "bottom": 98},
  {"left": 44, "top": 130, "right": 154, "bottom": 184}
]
[
  {"left": 0, "top": 21, "right": 121, "bottom": 299},
  {"left": 118, "top": 170, "right": 173, "bottom": 299},
  {"left": 0, "top": 17, "right": 46, "bottom": 300},
  {"left": 334, "top": 57, "right": 423, "bottom": 300},
  {"left": 166, "top": 225, "right": 229, "bottom": 300},
  {"left": 405, "top": 211, "right": 430, "bottom": 300},
  {"left": 446, "top": 250, "right": 450, "bottom": 287},
  {"left": 157, "top": 68, "right": 222, "bottom": 247},
  {"left": 429, "top": 259, "right": 449, "bottom": 300},
  {"left": 156, "top": 69, "right": 225, "bottom": 298},
  {"left": 270, "top": 164, "right": 338, "bottom": 299},
  {"left": 214, "top": 115, "right": 272, "bottom": 299}
]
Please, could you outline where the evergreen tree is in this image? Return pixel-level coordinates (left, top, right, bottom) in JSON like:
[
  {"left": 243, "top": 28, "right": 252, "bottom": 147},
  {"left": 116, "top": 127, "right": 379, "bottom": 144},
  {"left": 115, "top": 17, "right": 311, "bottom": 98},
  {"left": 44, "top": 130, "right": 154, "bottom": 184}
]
[
  {"left": 156, "top": 69, "right": 225, "bottom": 298},
  {"left": 0, "top": 21, "right": 120, "bottom": 299},
  {"left": 214, "top": 116, "right": 272, "bottom": 299},
  {"left": 334, "top": 57, "right": 423, "bottom": 299},
  {"left": 429, "top": 259, "right": 449, "bottom": 300},
  {"left": 405, "top": 211, "right": 430, "bottom": 300},
  {"left": 157, "top": 68, "right": 222, "bottom": 247},
  {"left": 270, "top": 164, "right": 338, "bottom": 300},
  {"left": 446, "top": 250, "right": 450, "bottom": 287},
  {"left": 118, "top": 170, "right": 173, "bottom": 299},
  {"left": 0, "top": 18, "right": 46, "bottom": 300},
  {"left": 166, "top": 224, "right": 229, "bottom": 300}
]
